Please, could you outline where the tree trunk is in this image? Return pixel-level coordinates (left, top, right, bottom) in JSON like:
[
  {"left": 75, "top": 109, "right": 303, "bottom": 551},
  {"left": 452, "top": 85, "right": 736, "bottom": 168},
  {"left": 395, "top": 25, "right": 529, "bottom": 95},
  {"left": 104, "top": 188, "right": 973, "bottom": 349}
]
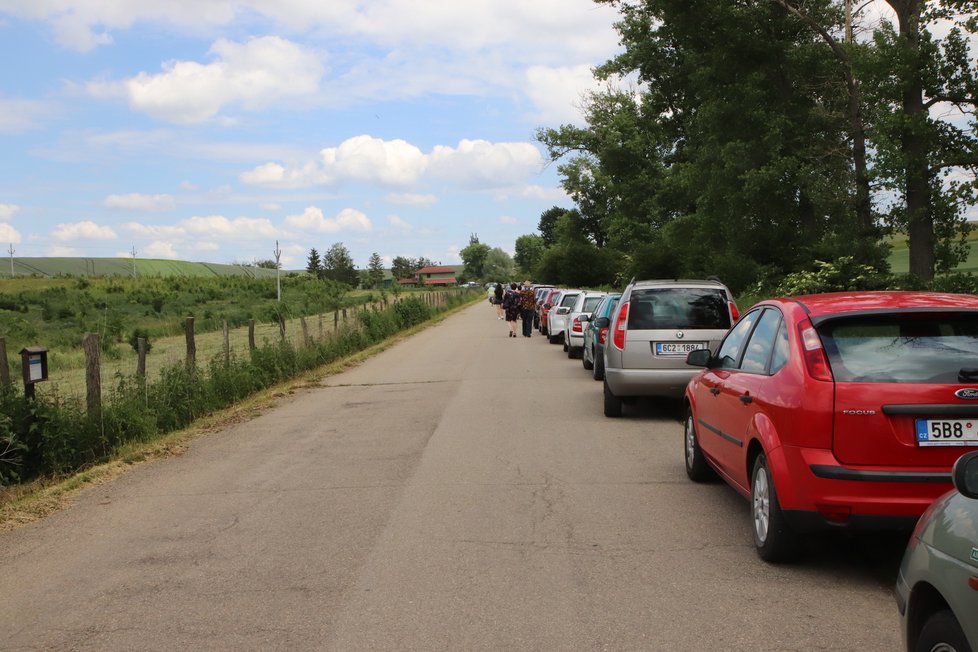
[{"left": 888, "top": 0, "right": 934, "bottom": 281}]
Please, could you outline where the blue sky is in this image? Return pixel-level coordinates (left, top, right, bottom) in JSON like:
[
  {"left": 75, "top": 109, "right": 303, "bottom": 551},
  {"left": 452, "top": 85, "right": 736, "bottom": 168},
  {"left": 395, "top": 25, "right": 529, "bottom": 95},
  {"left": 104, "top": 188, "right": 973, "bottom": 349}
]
[{"left": 0, "top": 1, "right": 623, "bottom": 269}]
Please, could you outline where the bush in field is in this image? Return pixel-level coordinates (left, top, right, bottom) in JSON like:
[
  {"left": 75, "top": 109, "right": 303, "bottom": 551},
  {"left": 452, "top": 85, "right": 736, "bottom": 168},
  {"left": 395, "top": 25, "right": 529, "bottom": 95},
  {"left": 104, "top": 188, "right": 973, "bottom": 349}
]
[{"left": 393, "top": 297, "right": 431, "bottom": 327}]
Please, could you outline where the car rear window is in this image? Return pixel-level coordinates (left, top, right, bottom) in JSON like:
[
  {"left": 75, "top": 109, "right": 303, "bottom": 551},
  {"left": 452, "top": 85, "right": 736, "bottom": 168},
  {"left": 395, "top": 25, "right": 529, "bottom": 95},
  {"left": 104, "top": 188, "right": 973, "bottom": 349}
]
[
  {"left": 627, "top": 288, "right": 731, "bottom": 330},
  {"left": 560, "top": 293, "right": 579, "bottom": 307},
  {"left": 582, "top": 296, "right": 604, "bottom": 313},
  {"left": 818, "top": 313, "right": 978, "bottom": 383}
]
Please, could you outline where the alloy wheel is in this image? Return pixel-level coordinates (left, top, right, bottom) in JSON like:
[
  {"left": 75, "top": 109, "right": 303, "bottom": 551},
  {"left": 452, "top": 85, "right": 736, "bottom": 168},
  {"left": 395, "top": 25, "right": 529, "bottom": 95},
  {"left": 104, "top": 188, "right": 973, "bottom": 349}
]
[{"left": 752, "top": 469, "right": 770, "bottom": 544}]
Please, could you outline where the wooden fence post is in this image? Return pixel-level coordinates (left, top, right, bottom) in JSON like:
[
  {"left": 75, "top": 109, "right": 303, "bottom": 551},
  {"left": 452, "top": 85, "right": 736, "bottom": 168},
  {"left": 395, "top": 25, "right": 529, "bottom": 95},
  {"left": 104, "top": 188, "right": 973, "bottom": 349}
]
[
  {"left": 137, "top": 337, "right": 146, "bottom": 378},
  {"left": 334, "top": 310, "right": 339, "bottom": 333},
  {"left": 318, "top": 314, "right": 324, "bottom": 340},
  {"left": 185, "top": 317, "right": 196, "bottom": 368},
  {"left": 278, "top": 314, "right": 286, "bottom": 340},
  {"left": 223, "top": 320, "right": 230, "bottom": 367},
  {"left": 0, "top": 337, "right": 9, "bottom": 387},
  {"left": 83, "top": 332, "right": 101, "bottom": 416},
  {"left": 248, "top": 320, "right": 256, "bottom": 350},
  {"left": 300, "top": 316, "right": 309, "bottom": 346}
]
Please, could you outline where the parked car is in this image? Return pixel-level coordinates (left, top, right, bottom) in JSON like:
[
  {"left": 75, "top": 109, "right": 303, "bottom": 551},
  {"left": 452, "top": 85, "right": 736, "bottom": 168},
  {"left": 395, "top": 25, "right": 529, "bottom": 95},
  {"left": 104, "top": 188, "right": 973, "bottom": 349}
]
[
  {"left": 897, "top": 450, "right": 978, "bottom": 652},
  {"left": 532, "top": 285, "right": 554, "bottom": 329},
  {"left": 603, "top": 278, "right": 738, "bottom": 417},
  {"left": 684, "top": 291, "right": 978, "bottom": 562},
  {"left": 565, "top": 291, "right": 608, "bottom": 358},
  {"left": 538, "top": 288, "right": 564, "bottom": 337},
  {"left": 547, "top": 290, "right": 582, "bottom": 345},
  {"left": 582, "top": 293, "right": 621, "bottom": 380}
]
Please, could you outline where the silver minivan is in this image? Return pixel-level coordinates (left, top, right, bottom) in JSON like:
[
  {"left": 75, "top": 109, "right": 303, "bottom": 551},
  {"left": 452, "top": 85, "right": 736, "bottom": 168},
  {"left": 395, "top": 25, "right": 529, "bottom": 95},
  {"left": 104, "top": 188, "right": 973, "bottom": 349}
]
[{"left": 603, "top": 278, "right": 738, "bottom": 417}]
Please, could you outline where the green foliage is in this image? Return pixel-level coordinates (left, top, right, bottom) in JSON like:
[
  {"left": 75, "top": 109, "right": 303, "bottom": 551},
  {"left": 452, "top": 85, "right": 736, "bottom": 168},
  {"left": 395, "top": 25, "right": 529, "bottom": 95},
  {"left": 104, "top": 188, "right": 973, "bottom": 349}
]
[
  {"left": 322, "top": 243, "right": 359, "bottom": 286},
  {"left": 128, "top": 328, "right": 152, "bottom": 354},
  {"left": 459, "top": 236, "right": 491, "bottom": 281},
  {"left": 774, "top": 257, "right": 890, "bottom": 296}
]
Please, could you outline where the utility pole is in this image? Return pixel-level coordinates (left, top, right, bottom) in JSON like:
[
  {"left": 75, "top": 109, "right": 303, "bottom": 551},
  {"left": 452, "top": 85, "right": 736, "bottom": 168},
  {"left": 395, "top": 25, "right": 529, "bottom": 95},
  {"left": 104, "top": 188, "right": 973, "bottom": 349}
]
[
  {"left": 130, "top": 245, "right": 137, "bottom": 278},
  {"left": 7, "top": 243, "right": 13, "bottom": 277},
  {"left": 274, "top": 240, "right": 282, "bottom": 302}
]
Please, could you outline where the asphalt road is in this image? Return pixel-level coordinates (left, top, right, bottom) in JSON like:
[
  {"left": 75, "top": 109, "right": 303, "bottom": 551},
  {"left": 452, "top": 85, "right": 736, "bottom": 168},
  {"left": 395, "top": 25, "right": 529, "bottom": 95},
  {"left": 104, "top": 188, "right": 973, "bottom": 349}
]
[{"left": 0, "top": 301, "right": 906, "bottom": 651}]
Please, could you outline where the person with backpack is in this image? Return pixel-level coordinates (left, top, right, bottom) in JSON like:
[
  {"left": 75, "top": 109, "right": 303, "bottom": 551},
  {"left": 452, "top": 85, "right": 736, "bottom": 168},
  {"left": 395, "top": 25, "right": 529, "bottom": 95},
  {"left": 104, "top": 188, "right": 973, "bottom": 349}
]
[{"left": 502, "top": 282, "right": 521, "bottom": 337}]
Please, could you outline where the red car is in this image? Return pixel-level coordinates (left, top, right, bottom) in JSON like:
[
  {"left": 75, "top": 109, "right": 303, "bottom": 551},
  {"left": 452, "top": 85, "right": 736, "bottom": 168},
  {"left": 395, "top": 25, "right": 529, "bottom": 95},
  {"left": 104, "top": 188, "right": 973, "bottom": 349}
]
[
  {"left": 538, "top": 288, "right": 563, "bottom": 336},
  {"left": 683, "top": 291, "right": 978, "bottom": 562}
]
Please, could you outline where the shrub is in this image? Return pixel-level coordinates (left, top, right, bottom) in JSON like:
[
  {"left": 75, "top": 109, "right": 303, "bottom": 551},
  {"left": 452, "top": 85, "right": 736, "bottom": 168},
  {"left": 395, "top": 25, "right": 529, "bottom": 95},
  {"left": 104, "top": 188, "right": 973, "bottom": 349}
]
[{"left": 774, "top": 257, "right": 890, "bottom": 296}]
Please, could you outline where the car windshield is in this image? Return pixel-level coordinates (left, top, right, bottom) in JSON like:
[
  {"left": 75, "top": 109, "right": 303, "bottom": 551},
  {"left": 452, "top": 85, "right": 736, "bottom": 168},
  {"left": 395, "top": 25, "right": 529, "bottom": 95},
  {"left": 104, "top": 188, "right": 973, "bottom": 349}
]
[
  {"left": 818, "top": 313, "right": 978, "bottom": 383},
  {"left": 627, "top": 288, "right": 731, "bottom": 330}
]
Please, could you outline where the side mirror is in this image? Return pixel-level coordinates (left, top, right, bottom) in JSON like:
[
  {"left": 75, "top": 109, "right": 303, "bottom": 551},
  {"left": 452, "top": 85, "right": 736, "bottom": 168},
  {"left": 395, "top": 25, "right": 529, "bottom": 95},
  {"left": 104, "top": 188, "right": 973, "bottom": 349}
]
[
  {"left": 579, "top": 314, "right": 591, "bottom": 322},
  {"left": 686, "top": 349, "right": 712, "bottom": 368},
  {"left": 593, "top": 317, "right": 610, "bottom": 328},
  {"left": 952, "top": 450, "right": 978, "bottom": 499}
]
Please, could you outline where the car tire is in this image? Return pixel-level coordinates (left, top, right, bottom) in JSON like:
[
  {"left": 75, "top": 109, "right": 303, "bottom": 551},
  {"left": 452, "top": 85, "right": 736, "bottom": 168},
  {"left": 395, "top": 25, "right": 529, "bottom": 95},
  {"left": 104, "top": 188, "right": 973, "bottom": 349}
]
[
  {"left": 684, "top": 409, "right": 716, "bottom": 482},
  {"left": 593, "top": 355, "right": 604, "bottom": 381},
  {"left": 563, "top": 340, "right": 569, "bottom": 353},
  {"left": 603, "top": 380, "right": 622, "bottom": 418},
  {"left": 915, "top": 610, "right": 969, "bottom": 652},
  {"left": 582, "top": 347, "right": 594, "bottom": 370},
  {"left": 548, "top": 332, "right": 560, "bottom": 344},
  {"left": 751, "top": 453, "right": 797, "bottom": 563}
]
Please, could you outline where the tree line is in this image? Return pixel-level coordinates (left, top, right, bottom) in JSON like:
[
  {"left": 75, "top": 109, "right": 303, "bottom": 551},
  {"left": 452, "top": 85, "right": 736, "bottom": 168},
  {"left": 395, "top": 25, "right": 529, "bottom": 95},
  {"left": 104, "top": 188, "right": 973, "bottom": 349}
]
[{"left": 512, "top": 0, "right": 976, "bottom": 294}]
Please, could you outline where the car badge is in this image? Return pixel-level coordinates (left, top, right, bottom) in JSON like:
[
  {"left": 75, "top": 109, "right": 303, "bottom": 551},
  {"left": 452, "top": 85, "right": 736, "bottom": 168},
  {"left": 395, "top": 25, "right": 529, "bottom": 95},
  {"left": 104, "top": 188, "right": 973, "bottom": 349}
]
[
  {"left": 955, "top": 388, "right": 978, "bottom": 400},
  {"left": 676, "top": 331, "right": 685, "bottom": 339},
  {"left": 972, "top": 547, "right": 978, "bottom": 563}
]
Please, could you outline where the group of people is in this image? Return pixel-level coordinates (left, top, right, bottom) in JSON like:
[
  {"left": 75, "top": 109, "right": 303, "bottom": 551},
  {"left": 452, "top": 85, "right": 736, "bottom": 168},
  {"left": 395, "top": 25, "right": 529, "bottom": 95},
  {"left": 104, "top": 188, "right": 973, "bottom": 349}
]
[{"left": 489, "top": 282, "right": 537, "bottom": 338}]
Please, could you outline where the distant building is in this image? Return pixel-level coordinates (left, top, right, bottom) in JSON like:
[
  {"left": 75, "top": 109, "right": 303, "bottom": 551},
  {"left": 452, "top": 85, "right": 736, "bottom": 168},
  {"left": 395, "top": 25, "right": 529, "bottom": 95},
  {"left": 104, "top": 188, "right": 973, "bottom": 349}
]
[{"left": 415, "top": 265, "right": 460, "bottom": 286}]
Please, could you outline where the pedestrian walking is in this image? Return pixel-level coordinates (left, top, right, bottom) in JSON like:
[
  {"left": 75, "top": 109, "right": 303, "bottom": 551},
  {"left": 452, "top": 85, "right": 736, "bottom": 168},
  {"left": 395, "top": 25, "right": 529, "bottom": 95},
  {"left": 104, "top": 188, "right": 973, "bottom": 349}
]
[
  {"left": 494, "top": 283, "right": 504, "bottom": 320},
  {"left": 502, "top": 282, "right": 520, "bottom": 337},
  {"left": 518, "top": 282, "right": 536, "bottom": 337}
]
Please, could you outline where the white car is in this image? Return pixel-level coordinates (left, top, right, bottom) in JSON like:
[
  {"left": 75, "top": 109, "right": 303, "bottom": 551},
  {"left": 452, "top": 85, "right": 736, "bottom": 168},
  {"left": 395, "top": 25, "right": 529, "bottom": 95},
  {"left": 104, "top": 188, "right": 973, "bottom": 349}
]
[
  {"left": 564, "top": 291, "right": 607, "bottom": 358},
  {"left": 546, "top": 290, "right": 582, "bottom": 345}
]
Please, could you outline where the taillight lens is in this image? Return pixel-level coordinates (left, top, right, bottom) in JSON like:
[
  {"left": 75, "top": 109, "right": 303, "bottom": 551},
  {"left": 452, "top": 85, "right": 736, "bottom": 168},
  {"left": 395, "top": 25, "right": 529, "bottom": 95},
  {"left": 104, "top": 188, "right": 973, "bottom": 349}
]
[
  {"left": 729, "top": 301, "right": 740, "bottom": 323},
  {"left": 572, "top": 317, "right": 583, "bottom": 333},
  {"left": 798, "top": 320, "right": 833, "bottom": 381},
  {"left": 612, "top": 302, "right": 629, "bottom": 350},
  {"left": 598, "top": 326, "right": 608, "bottom": 345}
]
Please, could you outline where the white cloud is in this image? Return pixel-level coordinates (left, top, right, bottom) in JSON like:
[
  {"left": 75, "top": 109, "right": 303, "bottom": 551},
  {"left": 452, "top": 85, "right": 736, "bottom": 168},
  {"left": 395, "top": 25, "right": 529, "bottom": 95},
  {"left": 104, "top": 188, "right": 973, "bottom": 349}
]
[
  {"left": 0, "top": 98, "right": 58, "bottom": 134},
  {"left": 144, "top": 240, "right": 179, "bottom": 259},
  {"left": 523, "top": 64, "right": 597, "bottom": 125},
  {"left": 0, "top": 223, "right": 21, "bottom": 243},
  {"left": 104, "top": 193, "right": 176, "bottom": 211},
  {"left": 120, "top": 222, "right": 185, "bottom": 239},
  {"left": 386, "top": 192, "right": 437, "bottom": 207},
  {"left": 89, "top": 36, "right": 325, "bottom": 123},
  {"left": 284, "top": 206, "right": 373, "bottom": 233},
  {"left": 46, "top": 245, "right": 81, "bottom": 256},
  {"left": 387, "top": 215, "right": 413, "bottom": 232},
  {"left": 51, "top": 220, "right": 117, "bottom": 241},
  {"left": 499, "top": 215, "right": 518, "bottom": 225},
  {"left": 0, "top": 203, "right": 19, "bottom": 221},
  {"left": 182, "top": 215, "right": 278, "bottom": 239},
  {"left": 243, "top": 135, "right": 544, "bottom": 191}
]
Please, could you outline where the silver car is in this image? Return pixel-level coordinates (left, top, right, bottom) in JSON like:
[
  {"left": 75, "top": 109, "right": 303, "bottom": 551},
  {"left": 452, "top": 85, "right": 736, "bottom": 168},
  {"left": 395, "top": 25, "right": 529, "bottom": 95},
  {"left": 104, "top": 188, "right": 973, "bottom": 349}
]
[
  {"left": 603, "top": 278, "right": 738, "bottom": 417},
  {"left": 547, "top": 290, "right": 582, "bottom": 345},
  {"left": 564, "top": 291, "right": 607, "bottom": 358},
  {"left": 897, "top": 450, "right": 978, "bottom": 652}
]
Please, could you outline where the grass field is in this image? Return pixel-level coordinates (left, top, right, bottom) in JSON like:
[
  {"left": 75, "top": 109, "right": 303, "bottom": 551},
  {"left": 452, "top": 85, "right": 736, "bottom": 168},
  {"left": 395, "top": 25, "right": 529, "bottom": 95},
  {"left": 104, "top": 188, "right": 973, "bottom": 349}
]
[
  {"left": 886, "top": 229, "right": 978, "bottom": 274},
  {"left": 0, "top": 257, "right": 291, "bottom": 279}
]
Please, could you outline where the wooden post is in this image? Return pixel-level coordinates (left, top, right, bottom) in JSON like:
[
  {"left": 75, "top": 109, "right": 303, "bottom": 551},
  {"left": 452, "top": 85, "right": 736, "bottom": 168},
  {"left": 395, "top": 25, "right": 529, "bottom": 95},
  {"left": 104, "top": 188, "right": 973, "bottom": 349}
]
[
  {"left": 185, "top": 317, "right": 196, "bottom": 368},
  {"left": 0, "top": 336, "right": 9, "bottom": 387},
  {"left": 278, "top": 314, "right": 286, "bottom": 340},
  {"left": 318, "top": 314, "right": 324, "bottom": 340},
  {"left": 83, "top": 332, "right": 101, "bottom": 416},
  {"left": 248, "top": 320, "right": 256, "bottom": 350},
  {"left": 342, "top": 308, "right": 347, "bottom": 321},
  {"left": 334, "top": 310, "right": 339, "bottom": 333},
  {"left": 137, "top": 337, "right": 146, "bottom": 378},
  {"left": 300, "top": 316, "right": 309, "bottom": 346},
  {"left": 223, "top": 320, "right": 230, "bottom": 366}
]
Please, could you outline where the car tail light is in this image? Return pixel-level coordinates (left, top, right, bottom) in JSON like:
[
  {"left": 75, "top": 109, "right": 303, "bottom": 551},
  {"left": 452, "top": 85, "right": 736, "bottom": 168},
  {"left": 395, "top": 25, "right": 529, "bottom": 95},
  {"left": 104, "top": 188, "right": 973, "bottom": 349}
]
[
  {"left": 729, "top": 301, "right": 740, "bottom": 322},
  {"left": 572, "top": 317, "right": 583, "bottom": 333},
  {"left": 598, "top": 326, "right": 608, "bottom": 345},
  {"left": 612, "top": 302, "right": 629, "bottom": 350},
  {"left": 798, "top": 320, "right": 833, "bottom": 381}
]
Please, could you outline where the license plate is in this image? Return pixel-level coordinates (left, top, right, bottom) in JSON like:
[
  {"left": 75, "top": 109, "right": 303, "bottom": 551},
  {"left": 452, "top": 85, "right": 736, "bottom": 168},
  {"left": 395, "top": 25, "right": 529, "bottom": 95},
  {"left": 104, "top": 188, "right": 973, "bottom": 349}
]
[
  {"left": 915, "top": 419, "right": 978, "bottom": 447},
  {"left": 654, "top": 341, "right": 706, "bottom": 356}
]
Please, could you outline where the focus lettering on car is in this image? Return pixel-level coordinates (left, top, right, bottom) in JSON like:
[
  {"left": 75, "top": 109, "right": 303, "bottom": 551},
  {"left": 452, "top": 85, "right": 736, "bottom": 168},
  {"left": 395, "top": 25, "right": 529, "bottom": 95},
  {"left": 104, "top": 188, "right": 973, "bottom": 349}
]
[
  {"left": 843, "top": 409, "right": 877, "bottom": 416},
  {"left": 955, "top": 388, "right": 978, "bottom": 400}
]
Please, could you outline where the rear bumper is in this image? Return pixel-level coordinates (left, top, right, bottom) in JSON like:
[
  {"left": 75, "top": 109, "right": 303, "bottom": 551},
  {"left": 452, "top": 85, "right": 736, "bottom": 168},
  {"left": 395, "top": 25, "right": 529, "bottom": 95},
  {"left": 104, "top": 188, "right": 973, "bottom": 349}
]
[
  {"left": 771, "top": 445, "right": 953, "bottom": 530},
  {"left": 604, "top": 367, "right": 696, "bottom": 398},
  {"left": 566, "top": 331, "right": 585, "bottom": 348}
]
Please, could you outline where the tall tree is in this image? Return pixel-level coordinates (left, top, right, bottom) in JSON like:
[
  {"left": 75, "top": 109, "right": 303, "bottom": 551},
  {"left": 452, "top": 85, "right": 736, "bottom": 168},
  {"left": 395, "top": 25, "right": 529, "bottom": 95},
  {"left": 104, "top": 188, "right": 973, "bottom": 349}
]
[
  {"left": 482, "top": 247, "right": 516, "bottom": 282},
  {"left": 459, "top": 235, "right": 491, "bottom": 280},
  {"left": 390, "top": 255, "right": 416, "bottom": 280},
  {"left": 514, "top": 234, "right": 546, "bottom": 277},
  {"left": 367, "top": 252, "right": 385, "bottom": 288},
  {"left": 322, "top": 243, "right": 359, "bottom": 287},
  {"left": 863, "top": 0, "right": 978, "bottom": 279},
  {"left": 305, "top": 248, "right": 322, "bottom": 276}
]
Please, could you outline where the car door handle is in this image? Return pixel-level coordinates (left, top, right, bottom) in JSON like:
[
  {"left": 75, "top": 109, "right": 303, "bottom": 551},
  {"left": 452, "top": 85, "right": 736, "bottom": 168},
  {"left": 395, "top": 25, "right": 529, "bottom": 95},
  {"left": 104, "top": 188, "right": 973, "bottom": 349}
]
[
  {"left": 709, "top": 387, "right": 720, "bottom": 396},
  {"left": 739, "top": 394, "right": 752, "bottom": 404}
]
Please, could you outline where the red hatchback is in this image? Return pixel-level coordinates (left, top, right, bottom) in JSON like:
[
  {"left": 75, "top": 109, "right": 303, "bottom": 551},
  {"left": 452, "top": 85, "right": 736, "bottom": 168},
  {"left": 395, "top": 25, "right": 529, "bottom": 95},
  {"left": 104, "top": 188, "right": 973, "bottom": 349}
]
[{"left": 683, "top": 291, "right": 978, "bottom": 562}]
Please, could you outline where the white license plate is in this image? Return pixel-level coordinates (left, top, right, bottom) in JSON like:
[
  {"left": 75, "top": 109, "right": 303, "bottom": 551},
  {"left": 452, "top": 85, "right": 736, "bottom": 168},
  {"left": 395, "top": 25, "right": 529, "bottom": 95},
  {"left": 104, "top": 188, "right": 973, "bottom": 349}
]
[
  {"left": 654, "top": 341, "right": 706, "bottom": 356},
  {"left": 915, "top": 419, "right": 978, "bottom": 446}
]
